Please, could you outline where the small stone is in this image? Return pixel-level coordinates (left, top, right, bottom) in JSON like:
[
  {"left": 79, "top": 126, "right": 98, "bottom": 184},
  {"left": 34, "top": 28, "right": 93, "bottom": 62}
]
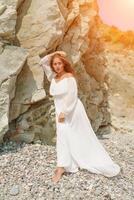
[{"left": 10, "top": 185, "right": 19, "bottom": 196}]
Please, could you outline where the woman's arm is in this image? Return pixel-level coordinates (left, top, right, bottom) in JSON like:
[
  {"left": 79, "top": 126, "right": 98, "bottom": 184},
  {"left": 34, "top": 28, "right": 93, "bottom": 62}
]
[
  {"left": 39, "top": 51, "right": 67, "bottom": 82},
  {"left": 39, "top": 54, "right": 56, "bottom": 82},
  {"left": 61, "top": 77, "right": 78, "bottom": 118}
]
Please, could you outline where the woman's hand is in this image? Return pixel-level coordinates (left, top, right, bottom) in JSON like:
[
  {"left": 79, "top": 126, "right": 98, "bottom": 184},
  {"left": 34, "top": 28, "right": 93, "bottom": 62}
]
[
  {"left": 58, "top": 112, "right": 65, "bottom": 122},
  {"left": 50, "top": 51, "right": 67, "bottom": 57}
]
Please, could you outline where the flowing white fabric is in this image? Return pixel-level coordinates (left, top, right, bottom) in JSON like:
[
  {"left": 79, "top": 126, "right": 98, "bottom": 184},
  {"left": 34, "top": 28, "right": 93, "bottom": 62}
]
[{"left": 40, "top": 55, "right": 121, "bottom": 177}]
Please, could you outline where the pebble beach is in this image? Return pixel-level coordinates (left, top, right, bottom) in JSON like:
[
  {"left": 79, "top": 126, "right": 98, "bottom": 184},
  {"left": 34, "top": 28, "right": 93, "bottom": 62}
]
[{"left": 0, "top": 130, "right": 133, "bottom": 200}]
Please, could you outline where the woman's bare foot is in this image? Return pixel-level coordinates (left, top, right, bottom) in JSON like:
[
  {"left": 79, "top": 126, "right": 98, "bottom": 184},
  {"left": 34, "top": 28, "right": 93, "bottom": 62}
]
[{"left": 52, "top": 167, "right": 65, "bottom": 183}]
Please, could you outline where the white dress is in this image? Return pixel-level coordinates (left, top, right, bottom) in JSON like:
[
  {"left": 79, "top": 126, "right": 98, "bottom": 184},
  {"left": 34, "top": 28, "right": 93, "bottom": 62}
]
[{"left": 39, "top": 55, "right": 121, "bottom": 177}]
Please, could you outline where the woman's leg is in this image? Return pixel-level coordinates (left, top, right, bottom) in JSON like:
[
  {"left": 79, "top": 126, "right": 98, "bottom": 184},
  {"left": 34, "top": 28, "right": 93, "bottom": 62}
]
[
  {"left": 52, "top": 118, "right": 78, "bottom": 183},
  {"left": 56, "top": 123, "right": 72, "bottom": 169}
]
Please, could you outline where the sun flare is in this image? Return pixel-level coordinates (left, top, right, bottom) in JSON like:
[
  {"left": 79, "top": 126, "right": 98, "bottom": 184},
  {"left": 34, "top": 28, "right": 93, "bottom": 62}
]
[{"left": 97, "top": 0, "right": 134, "bottom": 31}]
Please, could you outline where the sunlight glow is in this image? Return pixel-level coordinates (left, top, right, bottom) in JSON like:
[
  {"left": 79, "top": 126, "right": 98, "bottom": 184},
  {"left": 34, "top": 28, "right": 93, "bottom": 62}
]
[{"left": 97, "top": 0, "right": 134, "bottom": 31}]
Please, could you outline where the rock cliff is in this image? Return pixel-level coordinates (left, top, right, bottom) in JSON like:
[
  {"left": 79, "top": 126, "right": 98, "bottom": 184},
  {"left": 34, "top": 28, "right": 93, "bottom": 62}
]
[{"left": 0, "top": 0, "right": 133, "bottom": 144}]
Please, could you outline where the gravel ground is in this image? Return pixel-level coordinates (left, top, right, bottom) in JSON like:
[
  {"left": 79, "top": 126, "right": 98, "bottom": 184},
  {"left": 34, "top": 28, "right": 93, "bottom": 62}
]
[{"left": 0, "top": 130, "right": 133, "bottom": 200}]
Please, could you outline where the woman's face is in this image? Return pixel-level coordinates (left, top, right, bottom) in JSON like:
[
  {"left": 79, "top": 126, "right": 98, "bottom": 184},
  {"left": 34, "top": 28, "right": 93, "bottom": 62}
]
[{"left": 52, "top": 57, "right": 65, "bottom": 74}]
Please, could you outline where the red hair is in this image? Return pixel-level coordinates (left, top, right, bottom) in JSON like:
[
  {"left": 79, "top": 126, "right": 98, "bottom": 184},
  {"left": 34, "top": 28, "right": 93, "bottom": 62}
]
[{"left": 50, "top": 53, "right": 77, "bottom": 80}]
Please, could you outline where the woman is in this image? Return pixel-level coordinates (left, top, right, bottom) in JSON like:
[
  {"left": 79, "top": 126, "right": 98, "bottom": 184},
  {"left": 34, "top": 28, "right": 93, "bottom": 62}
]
[{"left": 39, "top": 51, "right": 120, "bottom": 183}]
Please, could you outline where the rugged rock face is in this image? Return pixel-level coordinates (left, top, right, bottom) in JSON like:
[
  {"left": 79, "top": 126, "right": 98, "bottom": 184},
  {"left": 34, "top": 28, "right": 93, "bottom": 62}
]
[
  {"left": 0, "top": 0, "right": 24, "bottom": 41},
  {"left": 104, "top": 49, "right": 134, "bottom": 132},
  {"left": 86, "top": 23, "right": 134, "bottom": 133},
  {"left": 0, "top": 42, "right": 28, "bottom": 143},
  {"left": 0, "top": 0, "right": 133, "bottom": 144}
]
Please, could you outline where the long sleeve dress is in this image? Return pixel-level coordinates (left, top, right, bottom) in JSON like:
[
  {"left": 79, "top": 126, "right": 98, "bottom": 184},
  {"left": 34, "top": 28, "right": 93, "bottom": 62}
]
[{"left": 39, "top": 55, "right": 121, "bottom": 177}]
